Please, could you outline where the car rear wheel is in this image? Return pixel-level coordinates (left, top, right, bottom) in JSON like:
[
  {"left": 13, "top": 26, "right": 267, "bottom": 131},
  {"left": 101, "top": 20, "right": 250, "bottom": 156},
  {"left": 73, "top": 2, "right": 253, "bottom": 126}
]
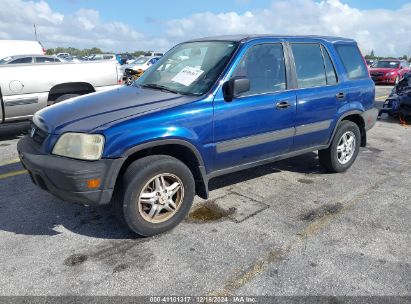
[
  {"left": 318, "top": 121, "right": 361, "bottom": 173},
  {"left": 114, "top": 155, "right": 195, "bottom": 236}
]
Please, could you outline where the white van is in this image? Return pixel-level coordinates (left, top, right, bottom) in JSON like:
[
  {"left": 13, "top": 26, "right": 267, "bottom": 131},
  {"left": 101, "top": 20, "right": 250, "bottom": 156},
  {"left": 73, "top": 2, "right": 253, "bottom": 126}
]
[{"left": 0, "top": 40, "right": 45, "bottom": 60}]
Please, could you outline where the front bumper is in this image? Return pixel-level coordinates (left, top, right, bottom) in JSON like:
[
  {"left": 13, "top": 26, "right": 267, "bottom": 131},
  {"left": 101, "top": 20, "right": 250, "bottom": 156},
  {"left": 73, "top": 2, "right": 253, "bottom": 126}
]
[
  {"left": 17, "top": 136, "right": 125, "bottom": 206},
  {"left": 371, "top": 76, "right": 396, "bottom": 84}
]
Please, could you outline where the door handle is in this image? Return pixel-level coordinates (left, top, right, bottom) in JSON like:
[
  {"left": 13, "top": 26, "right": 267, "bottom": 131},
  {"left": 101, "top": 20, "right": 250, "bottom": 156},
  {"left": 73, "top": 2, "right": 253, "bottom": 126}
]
[
  {"left": 275, "top": 101, "right": 291, "bottom": 109},
  {"left": 335, "top": 92, "right": 345, "bottom": 100}
]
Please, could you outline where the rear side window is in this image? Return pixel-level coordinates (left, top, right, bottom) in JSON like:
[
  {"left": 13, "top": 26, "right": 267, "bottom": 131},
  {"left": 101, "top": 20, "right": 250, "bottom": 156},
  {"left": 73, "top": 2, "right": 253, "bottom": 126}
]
[
  {"left": 321, "top": 46, "right": 337, "bottom": 85},
  {"left": 335, "top": 44, "right": 368, "bottom": 80},
  {"left": 36, "top": 57, "right": 57, "bottom": 63},
  {"left": 231, "top": 43, "right": 286, "bottom": 96},
  {"left": 291, "top": 43, "right": 326, "bottom": 88}
]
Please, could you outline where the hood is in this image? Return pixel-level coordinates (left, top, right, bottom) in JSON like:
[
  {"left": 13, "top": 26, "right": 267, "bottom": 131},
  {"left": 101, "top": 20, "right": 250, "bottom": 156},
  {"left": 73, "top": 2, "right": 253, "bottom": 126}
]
[{"left": 35, "top": 86, "right": 198, "bottom": 134}]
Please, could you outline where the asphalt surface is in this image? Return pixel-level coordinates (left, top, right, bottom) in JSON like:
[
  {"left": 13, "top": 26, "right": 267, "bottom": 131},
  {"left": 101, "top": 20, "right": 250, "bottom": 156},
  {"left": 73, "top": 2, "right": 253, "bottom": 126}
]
[{"left": 0, "top": 85, "right": 409, "bottom": 296}]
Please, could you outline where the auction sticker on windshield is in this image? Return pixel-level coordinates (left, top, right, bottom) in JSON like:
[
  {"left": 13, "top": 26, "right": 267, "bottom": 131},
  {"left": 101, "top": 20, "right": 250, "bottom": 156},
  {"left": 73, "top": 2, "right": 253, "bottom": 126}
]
[{"left": 172, "top": 66, "right": 204, "bottom": 86}]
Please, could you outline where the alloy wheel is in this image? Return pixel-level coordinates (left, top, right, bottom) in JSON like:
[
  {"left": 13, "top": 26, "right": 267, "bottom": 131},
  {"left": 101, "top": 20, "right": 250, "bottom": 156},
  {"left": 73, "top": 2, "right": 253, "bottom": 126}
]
[
  {"left": 337, "top": 131, "right": 356, "bottom": 165},
  {"left": 137, "top": 173, "right": 184, "bottom": 223}
]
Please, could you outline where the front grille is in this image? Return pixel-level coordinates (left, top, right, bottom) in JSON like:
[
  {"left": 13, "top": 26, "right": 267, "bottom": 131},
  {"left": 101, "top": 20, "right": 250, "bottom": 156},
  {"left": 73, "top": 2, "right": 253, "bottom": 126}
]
[
  {"left": 371, "top": 72, "right": 384, "bottom": 77},
  {"left": 29, "top": 123, "right": 48, "bottom": 145}
]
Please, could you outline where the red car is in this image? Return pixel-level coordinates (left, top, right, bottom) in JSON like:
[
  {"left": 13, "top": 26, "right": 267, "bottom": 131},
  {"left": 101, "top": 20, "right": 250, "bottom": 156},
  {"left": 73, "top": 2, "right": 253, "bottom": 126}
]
[{"left": 369, "top": 59, "right": 410, "bottom": 85}]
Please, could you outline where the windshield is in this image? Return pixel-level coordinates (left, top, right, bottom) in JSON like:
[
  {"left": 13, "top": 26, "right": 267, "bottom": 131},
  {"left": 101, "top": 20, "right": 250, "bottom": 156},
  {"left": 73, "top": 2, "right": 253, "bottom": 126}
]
[
  {"left": 0, "top": 56, "right": 13, "bottom": 64},
  {"left": 372, "top": 61, "right": 400, "bottom": 68},
  {"left": 135, "top": 41, "right": 238, "bottom": 95}
]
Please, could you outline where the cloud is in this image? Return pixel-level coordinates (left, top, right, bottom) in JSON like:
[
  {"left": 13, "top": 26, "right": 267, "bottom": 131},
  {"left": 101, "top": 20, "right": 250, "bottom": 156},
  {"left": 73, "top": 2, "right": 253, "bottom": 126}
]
[
  {"left": 0, "top": 0, "right": 410, "bottom": 56},
  {"left": 0, "top": 0, "right": 167, "bottom": 51},
  {"left": 166, "top": 0, "right": 411, "bottom": 57}
]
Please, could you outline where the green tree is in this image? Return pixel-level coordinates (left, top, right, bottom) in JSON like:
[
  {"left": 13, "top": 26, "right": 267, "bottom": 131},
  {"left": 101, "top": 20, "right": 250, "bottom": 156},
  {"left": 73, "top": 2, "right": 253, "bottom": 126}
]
[
  {"left": 132, "top": 51, "right": 146, "bottom": 57},
  {"left": 45, "top": 48, "right": 54, "bottom": 55}
]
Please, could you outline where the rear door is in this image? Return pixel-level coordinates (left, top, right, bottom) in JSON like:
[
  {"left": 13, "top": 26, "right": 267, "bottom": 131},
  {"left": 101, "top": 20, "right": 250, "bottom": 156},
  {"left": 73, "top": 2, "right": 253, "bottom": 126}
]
[
  {"left": 213, "top": 41, "right": 296, "bottom": 170},
  {"left": 289, "top": 42, "right": 345, "bottom": 150}
]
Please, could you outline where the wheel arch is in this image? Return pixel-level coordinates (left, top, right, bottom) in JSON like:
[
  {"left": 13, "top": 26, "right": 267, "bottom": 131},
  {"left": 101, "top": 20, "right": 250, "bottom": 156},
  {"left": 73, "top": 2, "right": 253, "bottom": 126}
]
[
  {"left": 47, "top": 82, "right": 95, "bottom": 104},
  {"left": 116, "top": 139, "right": 209, "bottom": 199},
  {"left": 330, "top": 111, "right": 367, "bottom": 147}
]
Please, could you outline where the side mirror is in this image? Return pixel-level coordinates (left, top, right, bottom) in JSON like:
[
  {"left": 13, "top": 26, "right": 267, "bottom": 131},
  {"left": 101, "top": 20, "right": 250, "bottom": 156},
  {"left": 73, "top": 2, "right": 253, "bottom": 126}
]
[{"left": 222, "top": 77, "right": 250, "bottom": 102}]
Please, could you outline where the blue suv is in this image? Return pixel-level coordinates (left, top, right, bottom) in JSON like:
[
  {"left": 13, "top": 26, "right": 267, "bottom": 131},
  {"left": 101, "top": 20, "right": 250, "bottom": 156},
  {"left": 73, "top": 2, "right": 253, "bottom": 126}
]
[{"left": 18, "top": 35, "right": 378, "bottom": 236}]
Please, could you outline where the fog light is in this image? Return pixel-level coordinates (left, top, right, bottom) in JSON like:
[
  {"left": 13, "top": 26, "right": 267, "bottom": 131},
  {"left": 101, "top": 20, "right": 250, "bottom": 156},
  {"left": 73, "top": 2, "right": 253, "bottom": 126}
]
[{"left": 87, "top": 178, "right": 101, "bottom": 189}]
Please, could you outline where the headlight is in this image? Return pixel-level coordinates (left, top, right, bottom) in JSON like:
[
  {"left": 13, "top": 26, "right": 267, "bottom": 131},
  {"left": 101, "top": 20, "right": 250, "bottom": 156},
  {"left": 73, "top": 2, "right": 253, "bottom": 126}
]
[
  {"left": 52, "top": 133, "right": 105, "bottom": 160},
  {"left": 386, "top": 72, "right": 396, "bottom": 76}
]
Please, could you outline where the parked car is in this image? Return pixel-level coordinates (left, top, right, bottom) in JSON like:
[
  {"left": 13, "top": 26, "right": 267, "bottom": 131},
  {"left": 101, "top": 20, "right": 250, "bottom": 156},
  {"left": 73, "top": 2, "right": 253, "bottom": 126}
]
[
  {"left": 17, "top": 35, "right": 378, "bottom": 236},
  {"left": 116, "top": 53, "right": 135, "bottom": 65},
  {"left": 379, "top": 71, "right": 411, "bottom": 118},
  {"left": 0, "top": 61, "right": 123, "bottom": 123},
  {"left": 89, "top": 54, "right": 117, "bottom": 61},
  {"left": 0, "top": 55, "right": 62, "bottom": 64},
  {"left": 121, "top": 56, "right": 160, "bottom": 73},
  {"left": 369, "top": 59, "right": 410, "bottom": 85},
  {"left": 58, "top": 55, "right": 83, "bottom": 63},
  {"left": 56, "top": 53, "right": 70, "bottom": 58},
  {"left": 0, "top": 40, "right": 45, "bottom": 60},
  {"left": 144, "top": 51, "right": 164, "bottom": 57}
]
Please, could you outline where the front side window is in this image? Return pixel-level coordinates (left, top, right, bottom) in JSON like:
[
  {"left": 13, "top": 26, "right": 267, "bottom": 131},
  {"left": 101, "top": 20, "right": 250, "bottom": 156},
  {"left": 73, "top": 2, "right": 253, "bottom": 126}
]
[
  {"left": 136, "top": 41, "right": 238, "bottom": 95},
  {"left": 231, "top": 43, "right": 286, "bottom": 96},
  {"left": 336, "top": 44, "right": 368, "bottom": 79},
  {"left": 291, "top": 43, "right": 326, "bottom": 88},
  {"left": 9, "top": 57, "right": 32, "bottom": 64}
]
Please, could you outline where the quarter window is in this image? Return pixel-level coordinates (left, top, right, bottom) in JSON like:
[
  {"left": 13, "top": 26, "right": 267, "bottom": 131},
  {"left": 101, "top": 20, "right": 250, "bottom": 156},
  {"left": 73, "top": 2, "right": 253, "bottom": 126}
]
[
  {"left": 321, "top": 46, "right": 337, "bottom": 85},
  {"left": 335, "top": 44, "right": 368, "bottom": 80},
  {"left": 231, "top": 43, "right": 286, "bottom": 96},
  {"left": 291, "top": 43, "right": 326, "bottom": 88}
]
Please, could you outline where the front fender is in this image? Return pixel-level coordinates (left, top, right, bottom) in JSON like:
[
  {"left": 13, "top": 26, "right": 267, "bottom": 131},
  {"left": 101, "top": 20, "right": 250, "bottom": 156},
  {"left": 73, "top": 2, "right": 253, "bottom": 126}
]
[{"left": 104, "top": 126, "right": 201, "bottom": 158}]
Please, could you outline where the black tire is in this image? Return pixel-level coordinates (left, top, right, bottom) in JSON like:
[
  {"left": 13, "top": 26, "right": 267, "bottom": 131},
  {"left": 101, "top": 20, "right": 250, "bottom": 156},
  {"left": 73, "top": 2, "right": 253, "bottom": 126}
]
[
  {"left": 394, "top": 75, "right": 400, "bottom": 85},
  {"left": 318, "top": 121, "right": 361, "bottom": 173},
  {"left": 113, "top": 155, "right": 195, "bottom": 236},
  {"left": 53, "top": 94, "right": 80, "bottom": 104}
]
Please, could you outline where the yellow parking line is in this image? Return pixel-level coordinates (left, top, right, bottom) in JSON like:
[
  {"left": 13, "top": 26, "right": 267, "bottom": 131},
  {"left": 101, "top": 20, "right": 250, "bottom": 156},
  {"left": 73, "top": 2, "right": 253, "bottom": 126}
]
[
  {"left": 375, "top": 95, "right": 388, "bottom": 101},
  {"left": 0, "top": 158, "right": 21, "bottom": 167},
  {"left": 0, "top": 169, "right": 27, "bottom": 180}
]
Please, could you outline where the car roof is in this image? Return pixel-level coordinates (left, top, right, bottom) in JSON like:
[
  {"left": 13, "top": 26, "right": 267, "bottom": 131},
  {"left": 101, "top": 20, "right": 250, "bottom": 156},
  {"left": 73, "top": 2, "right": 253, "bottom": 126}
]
[
  {"left": 185, "top": 34, "right": 356, "bottom": 44},
  {"left": 8, "top": 54, "right": 54, "bottom": 58}
]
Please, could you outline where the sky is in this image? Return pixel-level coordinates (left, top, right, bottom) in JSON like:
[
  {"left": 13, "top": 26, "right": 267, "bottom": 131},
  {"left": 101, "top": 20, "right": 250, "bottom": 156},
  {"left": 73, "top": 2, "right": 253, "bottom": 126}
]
[{"left": 0, "top": 0, "right": 410, "bottom": 57}]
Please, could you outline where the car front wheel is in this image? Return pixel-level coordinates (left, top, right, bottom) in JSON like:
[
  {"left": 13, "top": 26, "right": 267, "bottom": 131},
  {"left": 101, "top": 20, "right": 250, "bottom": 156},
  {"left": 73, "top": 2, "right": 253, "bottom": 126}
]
[
  {"left": 114, "top": 155, "right": 195, "bottom": 236},
  {"left": 318, "top": 120, "right": 361, "bottom": 173}
]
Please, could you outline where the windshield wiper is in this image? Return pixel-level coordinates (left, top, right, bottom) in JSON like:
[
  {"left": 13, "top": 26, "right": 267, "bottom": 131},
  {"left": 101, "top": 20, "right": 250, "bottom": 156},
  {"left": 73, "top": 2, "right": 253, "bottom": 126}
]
[{"left": 141, "top": 83, "right": 180, "bottom": 95}]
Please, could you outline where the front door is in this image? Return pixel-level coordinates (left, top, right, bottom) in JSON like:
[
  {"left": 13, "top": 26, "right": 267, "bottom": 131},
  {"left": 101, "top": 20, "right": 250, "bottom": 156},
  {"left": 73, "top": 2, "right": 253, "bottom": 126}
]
[{"left": 213, "top": 42, "right": 296, "bottom": 171}]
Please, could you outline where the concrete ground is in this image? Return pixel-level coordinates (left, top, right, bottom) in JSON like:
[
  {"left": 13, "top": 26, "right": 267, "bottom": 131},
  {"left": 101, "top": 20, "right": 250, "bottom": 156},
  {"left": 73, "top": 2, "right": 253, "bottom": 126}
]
[{"left": 0, "top": 86, "right": 409, "bottom": 296}]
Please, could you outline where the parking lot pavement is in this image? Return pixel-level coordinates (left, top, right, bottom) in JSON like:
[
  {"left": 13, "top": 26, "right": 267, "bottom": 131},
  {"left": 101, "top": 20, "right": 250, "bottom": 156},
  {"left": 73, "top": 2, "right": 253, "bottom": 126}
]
[
  {"left": 0, "top": 86, "right": 409, "bottom": 296},
  {"left": 374, "top": 85, "right": 393, "bottom": 109}
]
